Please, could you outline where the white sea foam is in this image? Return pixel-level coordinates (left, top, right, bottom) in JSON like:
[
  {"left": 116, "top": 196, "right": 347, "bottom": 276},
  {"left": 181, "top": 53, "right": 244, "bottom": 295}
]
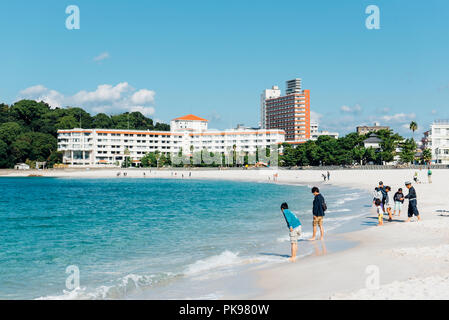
[
  {"left": 326, "top": 208, "right": 351, "bottom": 213},
  {"left": 184, "top": 251, "right": 242, "bottom": 275},
  {"left": 37, "top": 272, "right": 172, "bottom": 300}
]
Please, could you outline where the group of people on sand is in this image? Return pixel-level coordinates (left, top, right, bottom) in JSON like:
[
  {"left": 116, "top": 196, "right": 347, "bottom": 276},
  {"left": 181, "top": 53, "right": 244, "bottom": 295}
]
[
  {"left": 279, "top": 175, "right": 423, "bottom": 261},
  {"left": 280, "top": 186, "right": 327, "bottom": 261},
  {"left": 322, "top": 171, "right": 330, "bottom": 182},
  {"left": 373, "top": 180, "right": 420, "bottom": 226},
  {"left": 413, "top": 167, "right": 433, "bottom": 184}
]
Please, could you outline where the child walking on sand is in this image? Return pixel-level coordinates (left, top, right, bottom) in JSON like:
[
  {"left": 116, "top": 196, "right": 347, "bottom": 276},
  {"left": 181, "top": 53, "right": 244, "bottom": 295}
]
[
  {"left": 393, "top": 188, "right": 404, "bottom": 216},
  {"left": 375, "top": 198, "right": 383, "bottom": 226},
  {"left": 280, "top": 203, "right": 302, "bottom": 261},
  {"left": 373, "top": 187, "right": 382, "bottom": 206}
]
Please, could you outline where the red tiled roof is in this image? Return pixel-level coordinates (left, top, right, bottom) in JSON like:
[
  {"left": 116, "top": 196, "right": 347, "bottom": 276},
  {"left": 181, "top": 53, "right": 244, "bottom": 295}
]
[{"left": 173, "top": 114, "right": 208, "bottom": 122}]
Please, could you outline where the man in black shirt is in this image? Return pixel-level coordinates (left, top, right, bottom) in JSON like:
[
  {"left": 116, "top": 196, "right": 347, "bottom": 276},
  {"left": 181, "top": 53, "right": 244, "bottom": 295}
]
[
  {"left": 309, "top": 186, "right": 326, "bottom": 241},
  {"left": 402, "top": 181, "right": 421, "bottom": 222}
]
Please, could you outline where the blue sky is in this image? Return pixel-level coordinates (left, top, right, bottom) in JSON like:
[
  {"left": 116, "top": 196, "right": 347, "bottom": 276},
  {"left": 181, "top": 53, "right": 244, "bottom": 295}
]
[{"left": 1, "top": 0, "right": 449, "bottom": 137}]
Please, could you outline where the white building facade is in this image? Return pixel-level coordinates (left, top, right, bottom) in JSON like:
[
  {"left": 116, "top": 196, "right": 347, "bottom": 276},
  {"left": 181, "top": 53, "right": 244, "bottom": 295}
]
[
  {"left": 260, "top": 86, "right": 281, "bottom": 129},
  {"left": 423, "top": 120, "right": 449, "bottom": 164},
  {"left": 310, "top": 121, "right": 339, "bottom": 140},
  {"left": 58, "top": 114, "right": 285, "bottom": 167}
]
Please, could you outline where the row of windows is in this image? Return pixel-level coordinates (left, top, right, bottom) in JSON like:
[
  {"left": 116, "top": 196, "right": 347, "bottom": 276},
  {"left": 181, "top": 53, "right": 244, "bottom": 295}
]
[{"left": 97, "top": 133, "right": 171, "bottom": 138}]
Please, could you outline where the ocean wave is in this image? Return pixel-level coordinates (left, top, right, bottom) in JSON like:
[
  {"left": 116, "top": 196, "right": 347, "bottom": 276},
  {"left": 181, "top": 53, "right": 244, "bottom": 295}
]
[
  {"left": 36, "top": 272, "right": 174, "bottom": 300},
  {"left": 184, "top": 251, "right": 242, "bottom": 275},
  {"left": 326, "top": 208, "right": 351, "bottom": 213}
]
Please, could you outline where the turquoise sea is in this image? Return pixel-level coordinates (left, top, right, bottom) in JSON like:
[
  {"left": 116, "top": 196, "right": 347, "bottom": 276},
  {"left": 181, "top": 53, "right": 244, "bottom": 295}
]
[{"left": 0, "top": 177, "right": 370, "bottom": 299}]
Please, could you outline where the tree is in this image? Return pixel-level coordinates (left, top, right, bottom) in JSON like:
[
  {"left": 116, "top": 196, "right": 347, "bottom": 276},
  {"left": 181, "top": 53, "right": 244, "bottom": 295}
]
[
  {"left": 122, "top": 148, "right": 131, "bottom": 168},
  {"left": 0, "top": 103, "right": 13, "bottom": 124},
  {"left": 11, "top": 132, "right": 57, "bottom": 163},
  {"left": 92, "top": 113, "right": 113, "bottom": 128},
  {"left": 409, "top": 121, "right": 418, "bottom": 140},
  {"left": 141, "top": 152, "right": 158, "bottom": 167},
  {"left": 0, "top": 122, "right": 24, "bottom": 145},
  {"left": 421, "top": 148, "right": 432, "bottom": 164},
  {"left": 111, "top": 112, "right": 154, "bottom": 130},
  {"left": 352, "top": 146, "right": 366, "bottom": 165},
  {"left": 0, "top": 140, "right": 12, "bottom": 168},
  {"left": 9, "top": 100, "right": 51, "bottom": 129},
  {"left": 47, "top": 151, "right": 63, "bottom": 168},
  {"left": 399, "top": 138, "right": 417, "bottom": 164},
  {"left": 0, "top": 99, "right": 169, "bottom": 168},
  {"left": 364, "top": 147, "right": 376, "bottom": 164},
  {"left": 65, "top": 107, "right": 93, "bottom": 128},
  {"left": 154, "top": 122, "right": 170, "bottom": 131},
  {"left": 55, "top": 115, "right": 79, "bottom": 130}
]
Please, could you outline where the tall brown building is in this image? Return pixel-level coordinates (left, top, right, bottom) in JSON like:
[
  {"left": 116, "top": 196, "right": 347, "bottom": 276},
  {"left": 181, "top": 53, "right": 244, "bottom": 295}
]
[{"left": 264, "top": 79, "right": 311, "bottom": 142}]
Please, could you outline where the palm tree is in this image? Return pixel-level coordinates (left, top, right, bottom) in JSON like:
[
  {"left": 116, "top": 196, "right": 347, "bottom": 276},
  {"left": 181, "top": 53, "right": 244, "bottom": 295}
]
[
  {"left": 123, "top": 147, "right": 131, "bottom": 167},
  {"left": 409, "top": 121, "right": 418, "bottom": 141}
]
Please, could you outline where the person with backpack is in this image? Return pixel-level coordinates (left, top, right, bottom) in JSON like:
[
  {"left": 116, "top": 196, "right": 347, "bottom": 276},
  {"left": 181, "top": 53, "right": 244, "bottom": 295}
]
[
  {"left": 378, "top": 181, "right": 387, "bottom": 213},
  {"left": 309, "top": 186, "right": 327, "bottom": 241}
]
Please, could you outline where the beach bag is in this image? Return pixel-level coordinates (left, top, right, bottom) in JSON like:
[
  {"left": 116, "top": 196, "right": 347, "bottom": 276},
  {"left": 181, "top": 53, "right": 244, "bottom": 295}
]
[{"left": 322, "top": 198, "right": 327, "bottom": 212}]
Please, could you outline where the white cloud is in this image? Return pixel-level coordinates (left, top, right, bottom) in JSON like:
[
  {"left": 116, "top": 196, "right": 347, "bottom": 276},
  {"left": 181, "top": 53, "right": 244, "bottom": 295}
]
[
  {"left": 340, "top": 104, "right": 362, "bottom": 114},
  {"left": 19, "top": 85, "right": 48, "bottom": 96},
  {"left": 311, "top": 110, "right": 323, "bottom": 122},
  {"left": 17, "top": 82, "right": 157, "bottom": 116},
  {"left": 381, "top": 113, "right": 416, "bottom": 123},
  {"left": 131, "top": 89, "right": 156, "bottom": 105},
  {"left": 93, "top": 52, "right": 110, "bottom": 62},
  {"left": 401, "top": 123, "right": 411, "bottom": 129},
  {"left": 73, "top": 82, "right": 131, "bottom": 104},
  {"left": 129, "top": 106, "right": 156, "bottom": 117}
]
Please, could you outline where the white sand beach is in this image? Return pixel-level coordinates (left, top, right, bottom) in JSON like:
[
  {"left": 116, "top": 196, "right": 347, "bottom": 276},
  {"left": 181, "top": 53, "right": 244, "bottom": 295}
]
[{"left": 2, "top": 167, "right": 449, "bottom": 299}]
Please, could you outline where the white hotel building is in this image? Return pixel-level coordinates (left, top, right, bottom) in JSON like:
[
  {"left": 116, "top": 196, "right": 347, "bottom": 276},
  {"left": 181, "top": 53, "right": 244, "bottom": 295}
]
[
  {"left": 422, "top": 120, "right": 449, "bottom": 164},
  {"left": 57, "top": 114, "right": 285, "bottom": 167}
]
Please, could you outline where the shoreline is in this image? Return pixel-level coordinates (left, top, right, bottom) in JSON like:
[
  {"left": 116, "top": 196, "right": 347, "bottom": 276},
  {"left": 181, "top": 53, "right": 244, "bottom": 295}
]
[{"left": 3, "top": 168, "right": 449, "bottom": 299}]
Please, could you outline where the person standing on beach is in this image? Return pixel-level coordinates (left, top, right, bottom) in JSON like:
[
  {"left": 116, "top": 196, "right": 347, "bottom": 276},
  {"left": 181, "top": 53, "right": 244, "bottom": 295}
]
[
  {"left": 373, "top": 187, "right": 382, "bottom": 206},
  {"left": 427, "top": 167, "right": 432, "bottom": 184},
  {"left": 384, "top": 186, "right": 393, "bottom": 221},
  {"left": 280, "top": 202, "right": 302, "bottom": 261},
  {"left": 393, "top": 188, "right": 404, "bottom": 216},
  {"left": 309, "top": 187, "right": 326, "bottom": 241},
  {"left": 402, "top": 182, "right": 421, "bottom": 222},
  {"left": 374, "top": 198, "right": 383, "bottom": 226},
  {"left": 378, "top": 181, "right": 387, "bottom": 213},
  {"left": 327, "top": 171, "right": 330, "bottom": 181}
]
